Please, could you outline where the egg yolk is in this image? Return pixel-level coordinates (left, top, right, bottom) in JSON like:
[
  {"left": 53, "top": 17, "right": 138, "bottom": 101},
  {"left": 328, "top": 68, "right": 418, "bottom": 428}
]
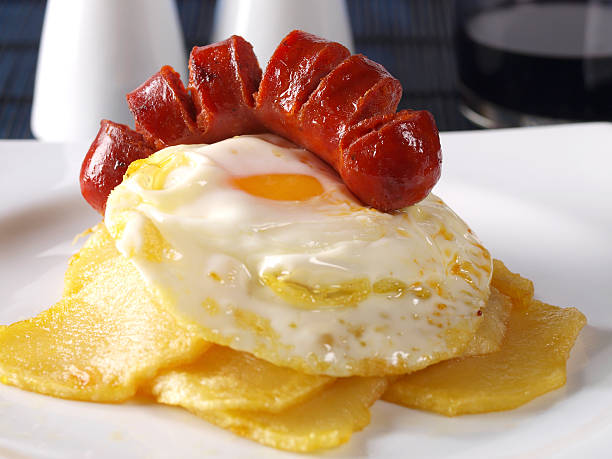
[{"left": 233, "top": 174, "right": 324, "bottom": 201}]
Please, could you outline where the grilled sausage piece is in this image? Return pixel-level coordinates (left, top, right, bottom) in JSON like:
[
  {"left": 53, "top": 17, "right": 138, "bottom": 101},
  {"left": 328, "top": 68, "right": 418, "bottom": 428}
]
[
  {"left": 257, "top": 30, "right": 438, "bottom": 210},
  {"left": 255, "top": 30, "right": 350, "bottom": 141},
  {"left": 80, "top": 120, "right": 155, "bottom": 214},
  {"left": 126, "top": 65, "right": 201, "bottom": 149},
  {"left": 297, "top": 54, "right": 402, "bottom": 169},
  {"left": 339, "top": 110, "right": 442, "bottom": 212},
  {"left": 189, "top": 35, "right": 263, "bottom": 143}
]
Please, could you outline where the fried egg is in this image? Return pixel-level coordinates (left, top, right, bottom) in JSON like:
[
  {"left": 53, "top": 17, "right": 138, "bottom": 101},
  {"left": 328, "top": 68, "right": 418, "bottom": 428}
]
[{"left": 104, "top": 134, "right": 492, "bottom": 376}]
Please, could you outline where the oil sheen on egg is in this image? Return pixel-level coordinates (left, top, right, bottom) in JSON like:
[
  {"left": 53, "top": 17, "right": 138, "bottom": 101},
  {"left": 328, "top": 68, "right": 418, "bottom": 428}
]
[{"left": 104, "top": 134, "right": 492, "bottom": 377}]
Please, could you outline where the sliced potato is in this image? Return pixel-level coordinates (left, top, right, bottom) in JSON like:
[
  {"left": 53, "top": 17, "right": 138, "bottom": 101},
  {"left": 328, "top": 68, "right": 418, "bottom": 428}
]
[
  {"left": 193, "top": 377, "right": 389, "bottom": 452},
  {"left": 491, "top": 259, "right": 534, "bottom": 308},
  {"left": 151, "top": 344, "right": 333, "bottom": 413},
  {"left": 63, "top": 223, "right": 110, "bottom": 297},
  {"left": 0, "top": 226, "right": 209, "bottom": 402},
  {"left": 383, "top": 263, "right": 586, "bottom": 416},
  {"left": 462, "top": 287, "right": 512, "bottom": 357}
]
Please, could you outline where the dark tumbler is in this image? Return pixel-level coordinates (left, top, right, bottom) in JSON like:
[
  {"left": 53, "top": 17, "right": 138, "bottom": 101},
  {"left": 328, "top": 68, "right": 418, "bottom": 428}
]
[{"left": 455, "top": 0, "right": 612, "bottom": 127}]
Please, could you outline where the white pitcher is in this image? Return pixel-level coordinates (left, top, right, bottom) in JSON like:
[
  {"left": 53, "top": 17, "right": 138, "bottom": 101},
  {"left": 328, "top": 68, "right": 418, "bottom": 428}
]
[
  {"left": 31, "top": 0, "right": 187, "bottom": 142},
  {"left": 211, "top": 0, "right": 354, "bottom": 67}
]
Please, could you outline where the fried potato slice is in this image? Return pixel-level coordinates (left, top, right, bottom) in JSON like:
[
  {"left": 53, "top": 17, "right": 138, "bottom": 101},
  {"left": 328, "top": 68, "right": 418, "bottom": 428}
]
[
  {"left": 63, "top": 223, "right": 116, "bottom": 297},
  {"left": 383, "top": 264, "right": 586, "bottom": 416},
  {"left": 150, "top": 344, "right": 333, "bottom": 413},
  {"left": 462, "top": 287, "right": 512, "bottom": 357},
  {"left": 189, "top": 377, "right": 389, "bottom": 452},
  {"left": 0, "top": 226, "right": 209, "bottom": 402},
  {"left": 491, "top": 258, "right": 534, "bottom": 308}
]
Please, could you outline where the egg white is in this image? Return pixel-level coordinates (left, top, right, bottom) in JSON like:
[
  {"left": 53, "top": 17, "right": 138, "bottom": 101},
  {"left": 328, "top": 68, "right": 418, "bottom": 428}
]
[{"left": 105, "top": 135, "right": 492, "bottom": 376}]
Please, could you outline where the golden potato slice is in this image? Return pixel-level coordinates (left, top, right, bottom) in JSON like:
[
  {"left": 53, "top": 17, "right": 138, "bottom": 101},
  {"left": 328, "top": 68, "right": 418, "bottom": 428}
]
[
  {"left": 0, "top": 226, "right": 209, "bottom": 402},
  {"left": 462, "top": 287, "right": 512, "bottom": 357},
  {"left": 151, "top": 344, "right": 333, "bottom": 413},
  {"left": 63, "top": 223, "right": 115, "bottom": 296},
  {"left": 491, "top": 259, "right": 534, "bottom": 308},
  {"left": 383, "top": 271, "right": 586, "bottom": 416},
  {"left": 189, "top": 377, "right": 389, "bottom": 452}
]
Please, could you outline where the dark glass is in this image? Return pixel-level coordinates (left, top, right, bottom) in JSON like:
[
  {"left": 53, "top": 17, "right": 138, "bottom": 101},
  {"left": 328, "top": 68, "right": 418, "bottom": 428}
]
[{"left": 455, "top": 0, "right": 612, "bottom": 126}]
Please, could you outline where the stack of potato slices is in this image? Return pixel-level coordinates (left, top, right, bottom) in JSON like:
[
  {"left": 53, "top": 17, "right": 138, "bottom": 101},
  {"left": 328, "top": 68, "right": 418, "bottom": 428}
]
[{"left": 0, "top": 226, "right": 585, "bottom": 452}]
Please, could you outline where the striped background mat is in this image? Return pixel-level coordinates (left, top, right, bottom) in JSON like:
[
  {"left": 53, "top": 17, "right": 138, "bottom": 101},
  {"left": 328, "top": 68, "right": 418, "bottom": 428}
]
[{"left": 0, "top": 0, "right": 475, "bottom": 139}]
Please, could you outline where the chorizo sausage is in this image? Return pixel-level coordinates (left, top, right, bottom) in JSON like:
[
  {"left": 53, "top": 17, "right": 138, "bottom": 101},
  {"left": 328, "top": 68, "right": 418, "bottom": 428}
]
[
  {"left": 80, "top": 120, "right": 155, "bottom": 214},
  {"left": 126, "top": 65, "right": 201, "bottom": 149},
  {"left": 255, "top": 30, "right": 350, "bottom": 141},
  {"left": 81, "top": 31, "right": 441, "bottom": 214},
  {"left": 340, "top": 110, "right": 442, "bottom": 211},
  {"left": 256, "top": 30, "right": 439, "bottom": 210},
  {"left": 189, "top": 35, "right": 263, "bottom": 143},
  {"left": 297, "top": 54, "right": 402, "bottom": 170}
]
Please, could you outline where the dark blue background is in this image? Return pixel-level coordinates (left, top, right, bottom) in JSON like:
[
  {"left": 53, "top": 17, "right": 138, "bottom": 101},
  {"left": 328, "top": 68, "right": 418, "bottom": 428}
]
[{"left": 0, "top": 0, "right": 473, "bottom": 139}]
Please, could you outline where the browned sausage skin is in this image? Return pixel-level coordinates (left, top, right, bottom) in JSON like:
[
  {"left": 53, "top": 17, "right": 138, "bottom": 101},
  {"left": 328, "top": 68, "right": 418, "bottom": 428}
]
[
  {"left": 80, "top": 120, "right": 155, "bottom": 214},
  {"left": 126, "top": 65, "right": 201, "bottom": 149},
  {"left": 340, "top": 110, "right": 442, "bottom": 212},
  {"left": 297, "top": 54, "right": 402, "bottom": 170},
  {"left": 189, "top": 35, "right": 263, "bottom": 143},
  {"left": 255, "top": 30, "right": 351, "bottom": 141}
]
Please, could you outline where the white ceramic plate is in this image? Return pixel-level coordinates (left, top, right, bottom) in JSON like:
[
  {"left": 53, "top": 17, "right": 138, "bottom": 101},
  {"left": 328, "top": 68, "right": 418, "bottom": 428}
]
[{"left": 1, "top": 124, "right": 611, "bottom": 459}]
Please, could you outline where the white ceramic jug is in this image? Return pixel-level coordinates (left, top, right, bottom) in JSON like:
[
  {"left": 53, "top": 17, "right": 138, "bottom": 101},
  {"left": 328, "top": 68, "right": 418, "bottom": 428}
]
[
  {"left": 31, "top": 0, "right": 187, "bottom": 142},
  {"left": 211, "top": 0, "right": 354, "bottom": 67}
]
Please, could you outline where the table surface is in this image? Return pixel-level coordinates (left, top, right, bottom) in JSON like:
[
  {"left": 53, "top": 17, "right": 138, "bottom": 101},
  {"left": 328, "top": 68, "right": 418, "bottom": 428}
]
[{"left": 0, "top": 0, "right": 475, "bottom": 139}]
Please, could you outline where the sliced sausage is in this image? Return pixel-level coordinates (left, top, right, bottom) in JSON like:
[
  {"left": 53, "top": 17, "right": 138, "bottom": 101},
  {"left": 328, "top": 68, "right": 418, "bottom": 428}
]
[
  {"left": 339, "top": 110, "right": 442, "bottom": 211},
  {"left": 255, "top": 30, "right": 350, "bottom": 140},
  {"left": 189, "top": 35, "right": 263, "bottom": 142},
  {"left": 126, "top": 66, "right": 200, "bottom": 149},
  {"left": 297, "top": 54, "right": 402, "bottom": 169},
  {"left": 80, "top": 120, "right": 155, "bottom": 214}
]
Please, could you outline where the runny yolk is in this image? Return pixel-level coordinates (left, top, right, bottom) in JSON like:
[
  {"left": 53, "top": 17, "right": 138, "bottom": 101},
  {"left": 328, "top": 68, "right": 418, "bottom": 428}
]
[{"left": 233, "top": 174, "right": 324, "bottom": 201}]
